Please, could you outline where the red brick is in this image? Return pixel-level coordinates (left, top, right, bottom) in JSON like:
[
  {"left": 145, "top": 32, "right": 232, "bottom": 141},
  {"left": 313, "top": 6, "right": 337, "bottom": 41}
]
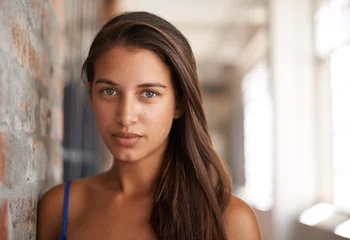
[
  {"left": 42, "top": 52, "right": 50, "bottom": 84},
  {"left": 28, "top": 40, "right": 42, "bottom": 83},
  {"left": 0, "top": 132, "right": 5, "bottom": 185},
  {"left": 22, "top": 101, "right": 29, "bottom": 113},
  {"left": 0, "top": 199, "right": 9, "bottom": 240},
  {"left": 41, "top": 5, "right": 49, "bottom": 40},
  {"left": 57, "top": 32, "right": 65, "bottom": 66},
  {"left": 55, "top": 73, "right": 64, "bottom": 99},
  {"left": 11, "top": 17, "right": 27, "bottom": 67},
  {"left": 51, "top": 0, "right": 65, "bottom": 28}
]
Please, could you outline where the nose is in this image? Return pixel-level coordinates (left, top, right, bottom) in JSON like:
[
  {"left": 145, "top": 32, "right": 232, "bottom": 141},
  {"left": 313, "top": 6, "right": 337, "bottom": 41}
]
[{"left": 116, "top": 95, "right": 138, "bottom": 127}]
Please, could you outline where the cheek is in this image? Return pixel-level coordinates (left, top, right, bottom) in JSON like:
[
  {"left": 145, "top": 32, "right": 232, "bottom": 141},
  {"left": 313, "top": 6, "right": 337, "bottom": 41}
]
[
  {"left": 143, "top": 102, "right": 175, "bottom": 133},
  {"left": 92, "top": 100, "right": 115, "bottom": 129}
]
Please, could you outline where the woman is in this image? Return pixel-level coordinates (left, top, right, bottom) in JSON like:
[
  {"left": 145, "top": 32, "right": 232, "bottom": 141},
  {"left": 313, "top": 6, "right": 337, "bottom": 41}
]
[{"left": 38, "top": 11, "right": 262, "bottom": 240}]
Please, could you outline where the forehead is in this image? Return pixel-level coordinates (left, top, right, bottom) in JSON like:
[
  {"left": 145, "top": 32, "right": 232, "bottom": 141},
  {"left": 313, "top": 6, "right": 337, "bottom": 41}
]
[{"left": 93, "top": 46, "right": 172, "bottom": 85}]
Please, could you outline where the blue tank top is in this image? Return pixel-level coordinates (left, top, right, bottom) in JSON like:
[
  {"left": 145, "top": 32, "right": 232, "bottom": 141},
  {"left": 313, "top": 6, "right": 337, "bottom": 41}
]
[{"left": 59, "top": 181, "right": 71, "bottom": 240}]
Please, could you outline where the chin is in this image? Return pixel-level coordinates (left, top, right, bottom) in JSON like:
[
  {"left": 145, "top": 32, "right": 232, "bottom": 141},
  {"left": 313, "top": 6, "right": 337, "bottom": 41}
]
[{"left": 111, "top": 149, "right": 143, "bottom": 162}]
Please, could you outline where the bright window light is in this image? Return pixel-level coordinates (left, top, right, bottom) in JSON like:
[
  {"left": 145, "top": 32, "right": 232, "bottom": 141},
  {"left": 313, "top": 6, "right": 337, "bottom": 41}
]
[
  {"left": 315, "top": 0, "right": 350, "bottom": 58},
  {"left": 330, "top": 44, "right": 350, "bottom": 213},
  {"left": 299, "top": 203, "right": 334, "bottom": 226},
  {"left": 242, "top": 62, "right": 274, "bottom": 211},
  {"left": 334, "top": 219, "right": 350, "bottom": 239}
]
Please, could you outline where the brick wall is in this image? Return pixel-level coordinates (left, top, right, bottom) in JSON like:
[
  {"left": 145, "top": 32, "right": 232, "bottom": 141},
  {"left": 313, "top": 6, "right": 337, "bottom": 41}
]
[{"left": 0, "top": 0, "right": 65, "bottom": 239}]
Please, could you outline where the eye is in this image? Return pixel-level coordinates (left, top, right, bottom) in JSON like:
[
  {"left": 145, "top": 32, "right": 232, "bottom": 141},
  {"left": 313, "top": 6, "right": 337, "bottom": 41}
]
[
  {"left": 101, "top": 88, "right": 117, "bottom": 96},
  {"left": 141, "top": 90, "right": 158, "bottom": 99}
]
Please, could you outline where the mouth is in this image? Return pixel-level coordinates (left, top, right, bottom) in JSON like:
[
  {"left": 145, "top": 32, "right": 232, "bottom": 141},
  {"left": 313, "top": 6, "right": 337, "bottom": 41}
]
[{"left": 112, "top": 132, "right": 142, "bottom": 147}]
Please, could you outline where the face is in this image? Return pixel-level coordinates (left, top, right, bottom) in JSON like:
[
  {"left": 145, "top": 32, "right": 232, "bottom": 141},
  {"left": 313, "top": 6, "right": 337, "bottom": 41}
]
[{"left": 91, "top": 46, "right": 182, "bottom": 162}]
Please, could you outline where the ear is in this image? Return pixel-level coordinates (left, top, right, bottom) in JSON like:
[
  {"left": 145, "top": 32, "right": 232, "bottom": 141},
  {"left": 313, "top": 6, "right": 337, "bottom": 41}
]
[{"left": 174, "top": 100, "right": 184, "bottom": 119}]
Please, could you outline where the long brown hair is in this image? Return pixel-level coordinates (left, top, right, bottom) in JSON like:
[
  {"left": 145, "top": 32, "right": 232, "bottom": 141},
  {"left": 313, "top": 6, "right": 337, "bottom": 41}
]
[{"left": 82, "top": 11, "right": 233, "bottom": 240}]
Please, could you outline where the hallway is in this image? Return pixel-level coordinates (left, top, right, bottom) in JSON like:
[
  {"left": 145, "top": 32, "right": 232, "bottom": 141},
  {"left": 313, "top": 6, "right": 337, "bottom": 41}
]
[{"left": 0, "top": 0, "right": 350, "bottom": 239}]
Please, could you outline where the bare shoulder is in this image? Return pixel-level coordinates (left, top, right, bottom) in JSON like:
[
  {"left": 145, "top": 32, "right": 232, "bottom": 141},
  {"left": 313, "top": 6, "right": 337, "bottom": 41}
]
[
  {"left": 37, "top": 173, "right": 109, "bottom": 238},
  {"left": 37, "top": 183, "right": 66, "bottom": 240},
  {"left": 223, "top": 194, "right": 262, "bottom": 240},
  {"left": 37, "top": 176, "right": 94, "bottom": 240}
]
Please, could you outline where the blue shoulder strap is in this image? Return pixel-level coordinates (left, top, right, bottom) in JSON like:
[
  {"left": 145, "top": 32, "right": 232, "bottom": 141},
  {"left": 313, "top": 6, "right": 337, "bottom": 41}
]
[{"left": 60, "top": 181, "right": 71, "bottom": 240}]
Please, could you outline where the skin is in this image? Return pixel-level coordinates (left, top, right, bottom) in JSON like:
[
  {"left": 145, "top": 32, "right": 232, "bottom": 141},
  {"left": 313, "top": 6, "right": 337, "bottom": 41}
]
[{"left": 37, "top": 46, "right": 262, "bottom": 240}]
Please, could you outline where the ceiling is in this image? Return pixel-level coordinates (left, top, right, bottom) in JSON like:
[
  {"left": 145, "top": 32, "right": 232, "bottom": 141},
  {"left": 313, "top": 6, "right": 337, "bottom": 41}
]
[
  {"left": 119, "top": 0, "right": 268, "bottom": 78},
  {"left": 63, "top": 0, "right": 268, "bottom": 84}
]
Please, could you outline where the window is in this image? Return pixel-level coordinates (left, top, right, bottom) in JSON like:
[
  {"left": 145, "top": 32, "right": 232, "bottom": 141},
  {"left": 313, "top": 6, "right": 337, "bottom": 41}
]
[
  {"left": 241, "top": 62, "right": 274, "bottom": 211},
  {"left": 330, "top": 44, "right": 350, "bottom": 213},
  {"left": 314, "top": 0, "right": 350, "bottom": 214},
  {"left": 299, "top": 1, "right": 350, "bottom": 234}
]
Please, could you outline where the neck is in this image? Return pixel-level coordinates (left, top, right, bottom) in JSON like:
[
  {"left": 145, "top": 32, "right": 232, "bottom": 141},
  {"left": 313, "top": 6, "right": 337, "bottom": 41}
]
[{"left": 105, "top": 146, "right": 167, "bottom": 197}]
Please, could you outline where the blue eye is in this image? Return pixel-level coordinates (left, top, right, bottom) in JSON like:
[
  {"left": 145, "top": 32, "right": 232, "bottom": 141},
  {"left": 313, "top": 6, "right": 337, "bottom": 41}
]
[
  {"left": 102, "top": 89, "right": 117, "bottom": 95},
  {"left": 141, "top": 91, "right": 158, "bottom": 98}
]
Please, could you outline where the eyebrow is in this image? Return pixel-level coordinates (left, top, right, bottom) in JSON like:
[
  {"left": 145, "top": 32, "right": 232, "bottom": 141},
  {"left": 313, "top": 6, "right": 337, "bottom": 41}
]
[
  {"left": 138, "top": 83, "right": 167, "bottom": 88},
  {"left": 95, "top": 79, "right": 167, "bottom": 88},
  {"left": 95, "top": 79, "right": 117, "bottom": 86}
]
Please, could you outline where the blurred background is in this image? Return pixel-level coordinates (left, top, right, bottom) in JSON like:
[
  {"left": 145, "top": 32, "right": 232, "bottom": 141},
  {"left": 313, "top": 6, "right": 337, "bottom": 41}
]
[{"left": 0, "top": 0, "right": 350, "bottom": 239}]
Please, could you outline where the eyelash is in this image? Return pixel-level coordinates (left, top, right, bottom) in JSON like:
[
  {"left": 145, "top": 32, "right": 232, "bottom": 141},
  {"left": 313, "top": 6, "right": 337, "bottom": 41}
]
[
  {"left": 141, "top": 90, "right": 159, "bottom": 98},
  {"left": 100, "top": 88, "right": 118, "bottom": 96},
  {"left": 100, "top": 88, "right": 160, "bottom": 98}
]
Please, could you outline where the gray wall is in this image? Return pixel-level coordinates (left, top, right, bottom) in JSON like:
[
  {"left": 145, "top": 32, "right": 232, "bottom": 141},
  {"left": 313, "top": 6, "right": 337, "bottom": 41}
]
[{"left": 0, "top": 0, "right": 65, "bottom": 239}]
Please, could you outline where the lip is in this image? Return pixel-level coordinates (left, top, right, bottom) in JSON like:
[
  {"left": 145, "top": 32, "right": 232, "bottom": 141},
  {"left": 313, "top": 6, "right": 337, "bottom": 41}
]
[
  {"left": 114, "top": 132, "right": 141, "bottom": 138},
  {"left": 113, "top": 132, "right": 142, "bottom": 147}
]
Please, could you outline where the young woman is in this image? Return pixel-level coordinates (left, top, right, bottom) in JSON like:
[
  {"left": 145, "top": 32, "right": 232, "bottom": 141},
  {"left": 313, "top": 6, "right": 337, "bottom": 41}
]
[{"left": 38, "top": 11, "right": 262, "bottom": 240}]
